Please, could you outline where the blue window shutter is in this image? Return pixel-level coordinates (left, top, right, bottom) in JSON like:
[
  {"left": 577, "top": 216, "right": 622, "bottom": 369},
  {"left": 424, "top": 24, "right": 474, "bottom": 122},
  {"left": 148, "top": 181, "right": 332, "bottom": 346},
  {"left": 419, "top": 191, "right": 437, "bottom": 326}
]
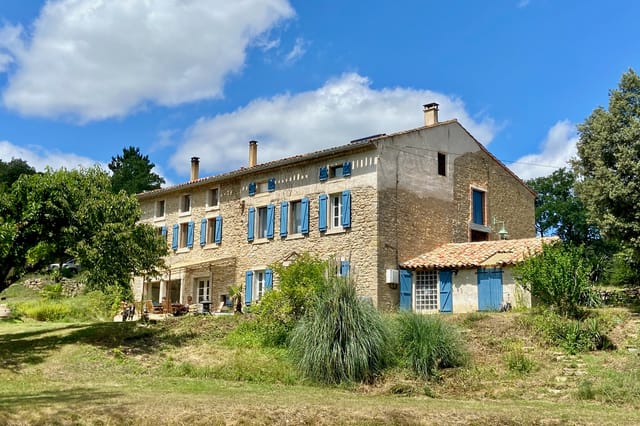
[
  {"left": 319, "top": 166, "right": 328, "bottom": 182},
  {"left": 161, "top": 226, "right": 167, "bottom": 242},
  {"left": 318, "top": 194, "right": 328, "bottom": 231},
  {"left": 265, "top": 269, "right": 273, "bottom": 291},
  {"left": 187, "top": 221, "right": 195, "bottom": 248},
  {"left": 247, "top": 207, "right": 255, "bottom": 242},
  {"left": 245, "top": 271, "right": 253, "bottom": 306},
  {"left": 399, "top": 269, "right": 412, "bottom": 311},
  {"left": 215, "top": 216, "right": 223, "bottom": 243},
  {"left": 472, "top": 189, "right": 484, "bottom": 225},
  {"left": 340, "top": 260, "right": 350, "bottom": 277},
  {"left": 341, "top": 190, "right": 351, "bottom": 228},
  {"left": 343, "top": 161, "right": 352, "bottom": 177},
  {"left": 266, "top": 204, "right": 275, "bottom": 238},
  {"left": 439, "top": 270, "right": 453, "bottom": 313},
  {"left": 200, "top": 218, "right": 207, "bottom": 246},
  {"left": 268, "top": 178, "right": 276, "bottom": 192},
  {"left": 171, "top": 224, "right": 178, "bottom": 250},
  {"left": 301, "top": 197, "right": 309, "bottom": 234},
  {"left": 248, "top": 182, "right": 256, "bottom": 196},
  {"left": 280, "top": 201, "right": 288, "bottom": 237}
]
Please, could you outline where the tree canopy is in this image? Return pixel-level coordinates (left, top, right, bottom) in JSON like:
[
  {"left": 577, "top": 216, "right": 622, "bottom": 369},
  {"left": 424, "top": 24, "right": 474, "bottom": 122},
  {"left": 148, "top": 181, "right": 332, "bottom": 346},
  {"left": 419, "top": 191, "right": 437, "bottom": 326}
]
[
  {"left": 526, "top": 168, "right": 599, "bottom": 244},
  {"left": 0, "top": 166, "right": 167, "bottom": 293},
  {"left": 109, "top": 146, "right": 165, "bottom": 194},
  {"left": 573, "top": 68, "right": 640, "bottom": 257},
  {"left": 0, "top": 158, "right": 36, "bottom": 191}
]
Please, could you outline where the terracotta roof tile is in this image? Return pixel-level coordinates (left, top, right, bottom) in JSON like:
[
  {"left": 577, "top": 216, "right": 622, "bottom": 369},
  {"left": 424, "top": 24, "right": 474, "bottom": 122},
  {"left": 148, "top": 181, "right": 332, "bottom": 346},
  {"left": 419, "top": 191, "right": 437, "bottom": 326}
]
[{"left": 401, "top": 237, "right": 560, "bottom": 270}]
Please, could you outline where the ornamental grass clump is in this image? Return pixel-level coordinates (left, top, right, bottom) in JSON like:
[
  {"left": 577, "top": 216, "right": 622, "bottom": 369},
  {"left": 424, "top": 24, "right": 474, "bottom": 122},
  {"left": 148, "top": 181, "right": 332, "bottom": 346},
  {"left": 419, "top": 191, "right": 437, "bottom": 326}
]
[
  {"left": 289, "top": 277, "right": 391, "bottom": 384},
  {"left": 394, "top": 311, "right": 468, "bottom": 379}
]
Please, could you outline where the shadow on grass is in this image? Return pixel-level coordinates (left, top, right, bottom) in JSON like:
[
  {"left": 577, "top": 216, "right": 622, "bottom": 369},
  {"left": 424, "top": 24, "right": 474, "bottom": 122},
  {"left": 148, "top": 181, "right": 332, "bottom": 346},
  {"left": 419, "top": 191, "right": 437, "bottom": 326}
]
[
  {"left": 0, "top": 388, "right": 120, "bottom": 411},
  {"left": 0, "top": 318, "right": 210, "bottom": 372}
]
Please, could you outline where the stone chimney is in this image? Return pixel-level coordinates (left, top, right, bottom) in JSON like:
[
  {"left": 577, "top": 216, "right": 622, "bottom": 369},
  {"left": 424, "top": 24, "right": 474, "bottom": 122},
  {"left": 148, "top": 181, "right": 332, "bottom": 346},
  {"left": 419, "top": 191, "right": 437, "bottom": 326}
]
[
  {"left": 249, "top": 140, "right": 258, "bottom": 167},
  {"left": 423, "top": 102, "right": 439, "bottom": 126},
  {"left": 190, "top": 157, "right": 200, "bottom": 181}
]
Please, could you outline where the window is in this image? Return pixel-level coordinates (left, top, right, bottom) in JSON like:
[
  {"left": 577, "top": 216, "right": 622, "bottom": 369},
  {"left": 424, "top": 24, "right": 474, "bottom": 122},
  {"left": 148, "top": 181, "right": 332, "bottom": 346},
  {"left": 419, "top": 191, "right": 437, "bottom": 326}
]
[
  {"left": 257, "top": 206, "right": 268, "bottom": 239},
  {"left": 415, "top": 270, "right": 438, "bottom": 311},
  {"left": 207, "top": 218, "right": 216, "bottom": 244},
  {"left": 438, "top": 153, "right": 446, "bottom": 176},
  {"left": 180, "top": 194, "right": 191, "bottom": 214},
  {"left": 330, "top": 194, "right": 341, "bottom": 229},
  {"left": 251, "top": 204, "right": 274, "bottom": 240},
  {"left": 258, "top": 181, "right": 269, "bottom": 193},
  {"left": 179, "top": 223, "right": 189, "bottom": 248},
  {"left": 203, "top": 216, "right": 222, "bottom": 244},
  {"left": 155, "top": 200, "right": 165, "bottom": 218},
  {"left": 472, "top": 189, "right": 485, "bottom": 225},
  {"left": 290, "top": 200, "right": 302, "bottom": 234},
  {"left": 244, "top": 269, "right": 273, "bottom": 305},
  {"left": 330, "top": 165, "right": 344, "bottom": 178},
  {"left": 196, "top": 278, "right": 211, "bottom": 302},
  {"left": 207, "top": 188, "right": 219, "bottom": 209}
]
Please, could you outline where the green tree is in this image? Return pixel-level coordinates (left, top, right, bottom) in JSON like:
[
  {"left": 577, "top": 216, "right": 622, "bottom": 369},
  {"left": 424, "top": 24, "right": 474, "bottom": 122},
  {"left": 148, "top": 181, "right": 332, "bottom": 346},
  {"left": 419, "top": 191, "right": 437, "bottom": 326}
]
[
  {"left": 514, "top": 243, "right": 597, "bottom": 318},
  {"left": 0, "top": 166, "right": 167, "bottom": 292},
  {"left": 0, "top": 158, "right": 36, "bottom": 191},
  {"left": 109, "top": 146, "right": 165, "bottom": 194},
  {"left": 573, "top": 69, "right": 640, "bottom": 257},
  {"left": 526, "top": 168, "right": 599, "bottom": 244}
]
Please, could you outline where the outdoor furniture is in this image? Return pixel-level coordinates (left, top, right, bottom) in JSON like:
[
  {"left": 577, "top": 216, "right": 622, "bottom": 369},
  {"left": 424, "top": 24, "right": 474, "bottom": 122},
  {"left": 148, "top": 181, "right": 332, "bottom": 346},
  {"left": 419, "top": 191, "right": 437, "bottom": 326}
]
[{"left": 145, "top": 300, "right": 163, "bottom": 314}]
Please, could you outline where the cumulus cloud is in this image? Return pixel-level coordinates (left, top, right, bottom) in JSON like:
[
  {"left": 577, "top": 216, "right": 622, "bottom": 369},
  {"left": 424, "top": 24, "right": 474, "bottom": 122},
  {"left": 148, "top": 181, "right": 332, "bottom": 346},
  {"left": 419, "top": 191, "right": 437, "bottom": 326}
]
[
  {"left": 169, "top": 73, "right": 497, "bottom": 176},
  {"left": 509, "top": 120, "right": 578, "bottom": 180},
  {"left": 0, "top": 0, "right": 294, "bottom": 122},
  {"left": 0, "top": 140, "right": 104, "bottom": 171}
]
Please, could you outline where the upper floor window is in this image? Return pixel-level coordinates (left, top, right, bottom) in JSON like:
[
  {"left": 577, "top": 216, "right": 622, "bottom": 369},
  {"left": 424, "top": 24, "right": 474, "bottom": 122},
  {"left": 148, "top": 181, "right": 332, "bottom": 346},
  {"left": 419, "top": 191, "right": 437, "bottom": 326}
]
[
  {"left": 290, "top": 200, "right": 303, "bottom": 234},
  {"left": 438, "top": 153, "right": 446, "bottom": 176},
  {"left": 154, "top": 200, "right": 165, "bottom": 218},
  {"left": 180, "top": 194, "right": 191, "bottom": 214},
  {"left": 472, "top": 189, "right": 485, "bottom": 225},
  {"left": 330, "top": 193, "right": 342, "bottom": 229},
  {"left": 330, "top": 165, "right": 344, "bottom": 179},
  {"left": 207, "top": 188, "right": 219, "bottom": 209},
  {"left": 318, "top": 190, "right": 351, "bottom": 232},
  {"left": 179, "top": 222, "right": 189, "bottom": 248}
]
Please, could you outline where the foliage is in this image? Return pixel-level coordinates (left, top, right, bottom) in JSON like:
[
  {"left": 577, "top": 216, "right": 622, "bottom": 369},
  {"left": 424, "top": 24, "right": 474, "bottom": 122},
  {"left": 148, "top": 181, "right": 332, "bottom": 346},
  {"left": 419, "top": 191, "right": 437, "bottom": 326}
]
[
  {"left": 289, "top": 277, "right": 391, "bottom": 384},
  {"left": 41, "top": 283, "right": 63, "bottom": 300},
  {"left": 251, "top": 254, "right": 330, "bottom": 346},
  {"left": 520, "top": 309, "right": 613, "bottom": 354},
  {"left": 0, "top": 158, "right": 35, "bottom": 191},
  {"left": 503, "top": 342, "right": 536, "bottom": 375},
  {"left": 574, "top": 68, "right": 640, "bottom": 258},
  {"left": 109, "top": 146, "right": 165, "bottom": 194},
  {"left": 393, "top": 312, "right": 468, "bottom": 379},
  {"left": 9, "top": 289, "right": 115, "bottom": 322},
  {"left": 514, "top": 243, "right": 597, "bottom": 317},
  {"left": 228, "top": 284, "right": 243, "bottom": 313},
  {"left": 0, "top": 166, "right": 167, "bottom": 293},
  {"left": 526, "top": 168, "right": 599, "bottom": 244}
]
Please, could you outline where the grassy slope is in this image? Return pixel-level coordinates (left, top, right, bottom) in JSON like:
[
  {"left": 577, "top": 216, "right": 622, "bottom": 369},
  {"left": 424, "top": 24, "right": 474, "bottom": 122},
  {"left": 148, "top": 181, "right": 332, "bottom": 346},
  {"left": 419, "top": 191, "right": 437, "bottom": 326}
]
[{"left": 0, "top": 312, "right": 639, "bottom": 425}]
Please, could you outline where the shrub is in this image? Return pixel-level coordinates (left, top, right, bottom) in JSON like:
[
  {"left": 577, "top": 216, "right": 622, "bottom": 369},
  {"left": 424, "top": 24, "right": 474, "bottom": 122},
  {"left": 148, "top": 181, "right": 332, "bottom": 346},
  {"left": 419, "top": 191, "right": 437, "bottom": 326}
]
[
  {"left": 504, "top": 343, "right": 536, "bottom": 375},
  {"left": 289, "top": 277, "right": 391, "bottom": 384},
  {"left": 514, "top": 243, "right": 597, "bottom": 318},
  {"left": 393, "top": 312, "right": 468, "bottom": 379}
]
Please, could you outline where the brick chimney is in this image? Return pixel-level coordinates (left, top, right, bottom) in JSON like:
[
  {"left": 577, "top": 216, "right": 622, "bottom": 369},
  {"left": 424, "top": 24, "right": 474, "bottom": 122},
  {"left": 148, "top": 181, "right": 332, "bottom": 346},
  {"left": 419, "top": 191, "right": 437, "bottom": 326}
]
[
  {"left": 423, "top": 103, "right": 439, "bottom": 126},
  {"left": 190, "top": 157, "right": 200, "bottom": 181},
  {"left": 249, "top": 140, "right": 258, "bottom": 167}
]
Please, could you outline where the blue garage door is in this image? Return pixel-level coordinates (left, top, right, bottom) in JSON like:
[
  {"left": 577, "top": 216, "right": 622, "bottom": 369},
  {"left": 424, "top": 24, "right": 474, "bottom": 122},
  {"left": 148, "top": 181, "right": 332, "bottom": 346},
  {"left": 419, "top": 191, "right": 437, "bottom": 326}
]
[{"left": 477, "top": 268, "right": 503, "bottom": 311}]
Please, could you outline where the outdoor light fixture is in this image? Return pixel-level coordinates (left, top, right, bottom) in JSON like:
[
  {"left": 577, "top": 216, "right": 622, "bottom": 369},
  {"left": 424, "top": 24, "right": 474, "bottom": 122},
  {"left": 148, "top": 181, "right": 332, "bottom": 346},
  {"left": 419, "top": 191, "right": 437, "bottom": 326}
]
[{"left": 492, "top": 216, "right": 509, "bottom": 240}]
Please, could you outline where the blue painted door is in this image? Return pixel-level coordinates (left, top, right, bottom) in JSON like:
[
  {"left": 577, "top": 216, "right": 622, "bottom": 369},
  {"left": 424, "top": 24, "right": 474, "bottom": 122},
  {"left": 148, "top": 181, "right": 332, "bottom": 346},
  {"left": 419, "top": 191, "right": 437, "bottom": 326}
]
[
  {"left": 399, "top": 269, "right": 412, "bottom": 311},
  {"left": 439, "top": 270, "right": 453, "bottom": 313},
  {"left": 477, "top": 268, "right": 503, "bottom": 311}
]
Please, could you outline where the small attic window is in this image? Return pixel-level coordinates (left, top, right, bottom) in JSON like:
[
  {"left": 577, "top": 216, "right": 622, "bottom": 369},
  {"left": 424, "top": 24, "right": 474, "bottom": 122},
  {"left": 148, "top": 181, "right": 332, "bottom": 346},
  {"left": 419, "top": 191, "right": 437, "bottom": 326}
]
[{"left": 438, "top": 153, "right": 446, "bottom": 176}]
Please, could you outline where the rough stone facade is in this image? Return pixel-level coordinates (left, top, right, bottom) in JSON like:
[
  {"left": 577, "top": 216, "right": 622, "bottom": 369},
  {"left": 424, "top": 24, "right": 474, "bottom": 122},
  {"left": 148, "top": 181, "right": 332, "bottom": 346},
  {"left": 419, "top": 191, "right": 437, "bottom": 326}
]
[{"left": 133, "top": 117, "right": 536, "bottom": 311}]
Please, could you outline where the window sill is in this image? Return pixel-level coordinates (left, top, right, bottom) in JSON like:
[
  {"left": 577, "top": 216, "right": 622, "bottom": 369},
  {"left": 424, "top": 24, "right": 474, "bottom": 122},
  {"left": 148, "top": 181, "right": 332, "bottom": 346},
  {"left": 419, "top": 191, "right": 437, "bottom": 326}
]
[
  {"left": 153, "top": 216, "right": 165, "bottom": 222},
  {"left": 325, "top": 228, "right": 346, "bottom": 235},
  {"left": 252, "top": 238, "right": 270, "bottom": 245},
  {"left": 203, "top": 244, "right": 220, "bottom": 250},
  {"left": 178, "top": 211, "right": 191, "bottom": 217},
  {"left": 205, "top": 206, "right": 220, "bottom": 212},
  {"left": 284, "top": 233, "right": 306, "bottom": 240},
  {"left": 175, "top": 247, "right": 191, "bottom": 254},
  {"left": 469, "top": 223, "right": 491, "bottom": 233}
]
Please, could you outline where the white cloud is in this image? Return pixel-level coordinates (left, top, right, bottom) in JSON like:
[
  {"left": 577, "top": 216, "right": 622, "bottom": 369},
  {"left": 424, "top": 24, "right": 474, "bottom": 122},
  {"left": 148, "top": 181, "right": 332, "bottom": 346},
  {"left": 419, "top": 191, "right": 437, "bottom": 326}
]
[
  {"left": 284, "top": 37, "right": 306, "bottom": 64},
  {"left": 509, "top": 120, "right": 578, "bottom": 180},
  {"left": 517, "top": 0, "right": 531, "bottom": 7},
  {"left": 0, "top": 140, "right": 104, "bottom": 171},
  {"left": 0, "top": 0, "right": 295, "bottom": 122},
  {"left": 169, "top": 73, "right": 497, "bottom": 176}
]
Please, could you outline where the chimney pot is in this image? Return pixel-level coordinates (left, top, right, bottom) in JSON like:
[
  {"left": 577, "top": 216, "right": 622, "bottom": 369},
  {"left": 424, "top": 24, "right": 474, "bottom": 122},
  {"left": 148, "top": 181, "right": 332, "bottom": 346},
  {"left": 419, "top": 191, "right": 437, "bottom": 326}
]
[
  {"left": 249, "top": 140, "right": 258, "bottom": 167},
  {"left": 190, "top": 156, "right": 200, "bottom": 181},
  {"left": 423, "top": 102, "right": 439, "bottom": 126}
]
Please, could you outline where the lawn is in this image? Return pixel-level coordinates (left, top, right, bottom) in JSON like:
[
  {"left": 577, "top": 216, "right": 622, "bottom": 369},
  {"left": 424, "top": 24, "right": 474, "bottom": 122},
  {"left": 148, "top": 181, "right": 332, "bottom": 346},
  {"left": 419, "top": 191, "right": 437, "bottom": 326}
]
[{"left": 1, "top": 311, "right": 639, "bottom": 425}]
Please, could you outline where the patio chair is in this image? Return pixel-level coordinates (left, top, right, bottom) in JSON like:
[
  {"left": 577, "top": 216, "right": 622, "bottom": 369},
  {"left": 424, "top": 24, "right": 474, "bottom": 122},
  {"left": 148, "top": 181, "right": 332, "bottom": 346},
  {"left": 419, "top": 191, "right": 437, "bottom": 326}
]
[{"left": 145, "top": 300, "right": 163, "bottom": 314}]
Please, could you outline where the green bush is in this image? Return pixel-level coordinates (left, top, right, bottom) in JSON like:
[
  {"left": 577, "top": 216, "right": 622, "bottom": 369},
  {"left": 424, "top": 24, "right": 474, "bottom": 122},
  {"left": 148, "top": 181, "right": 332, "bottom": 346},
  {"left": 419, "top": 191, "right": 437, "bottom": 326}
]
[
  {"left": 289, "top": 277, "right": 391, "bottom": 384},
  {"left": 41, "top": 283, "right": 63, "bottom": 300},
  {"left": 393, "top": 312, "right": 468, "bottom": 379},
  {"left": 14, "top": 300, "right": 75, "bottom": 321},
  {"left": 504, "top": 346, "right": 536, "bottom": 375},
  {"left": 514, "top": 243, "right": 597, "bottom": 318}
]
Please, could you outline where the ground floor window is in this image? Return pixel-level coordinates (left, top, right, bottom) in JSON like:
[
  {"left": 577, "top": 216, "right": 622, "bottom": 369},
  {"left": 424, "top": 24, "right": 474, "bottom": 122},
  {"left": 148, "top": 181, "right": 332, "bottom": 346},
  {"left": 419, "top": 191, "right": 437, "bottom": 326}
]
[
  {"left": 254, "top": 271, "right": 266, "bottom": 301},
  {"left": 197, "top": 278, "right": 211, "bottom": 302},
  {"left": 415, "top": 270, "right": 438, "bottom": 311}
]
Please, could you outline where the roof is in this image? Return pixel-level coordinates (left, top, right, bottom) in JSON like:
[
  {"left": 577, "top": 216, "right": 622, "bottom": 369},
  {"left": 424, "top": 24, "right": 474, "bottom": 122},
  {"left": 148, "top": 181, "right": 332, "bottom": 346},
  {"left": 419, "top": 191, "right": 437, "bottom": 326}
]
[{"left": 401, "top": 237, "right": 560, "bottom": 270}]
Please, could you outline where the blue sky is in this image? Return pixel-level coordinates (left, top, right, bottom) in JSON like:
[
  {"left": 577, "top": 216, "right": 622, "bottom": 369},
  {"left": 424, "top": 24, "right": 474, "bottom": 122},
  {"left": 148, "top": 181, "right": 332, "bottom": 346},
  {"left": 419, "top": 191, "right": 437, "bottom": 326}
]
[{"left": 0, "top": 0, "right": 638, "bottom": 185}]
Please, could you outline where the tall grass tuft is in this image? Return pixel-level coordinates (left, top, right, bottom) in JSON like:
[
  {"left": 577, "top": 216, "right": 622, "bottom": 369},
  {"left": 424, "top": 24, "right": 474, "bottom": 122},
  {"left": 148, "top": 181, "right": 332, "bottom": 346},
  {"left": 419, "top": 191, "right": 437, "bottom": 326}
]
[
  {"left": 393, "top": 312, "right": 468, "bottom": 379},
  {"left": 289, "top": 277, "right": 391, "bottom": 384}
]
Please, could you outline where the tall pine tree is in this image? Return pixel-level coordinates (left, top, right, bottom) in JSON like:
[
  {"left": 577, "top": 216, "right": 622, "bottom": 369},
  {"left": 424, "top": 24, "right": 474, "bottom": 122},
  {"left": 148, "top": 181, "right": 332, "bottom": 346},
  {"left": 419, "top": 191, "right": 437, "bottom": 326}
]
[{"left": 109, "top": 146, "right": 165, "bottom": 194}]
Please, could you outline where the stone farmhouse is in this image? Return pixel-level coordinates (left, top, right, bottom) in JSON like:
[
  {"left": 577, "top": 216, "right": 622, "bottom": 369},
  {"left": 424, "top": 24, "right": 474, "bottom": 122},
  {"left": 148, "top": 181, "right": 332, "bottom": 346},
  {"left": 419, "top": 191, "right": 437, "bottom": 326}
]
[{"left": 132, "top": 103, "right": 537, "bottom": 312}]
